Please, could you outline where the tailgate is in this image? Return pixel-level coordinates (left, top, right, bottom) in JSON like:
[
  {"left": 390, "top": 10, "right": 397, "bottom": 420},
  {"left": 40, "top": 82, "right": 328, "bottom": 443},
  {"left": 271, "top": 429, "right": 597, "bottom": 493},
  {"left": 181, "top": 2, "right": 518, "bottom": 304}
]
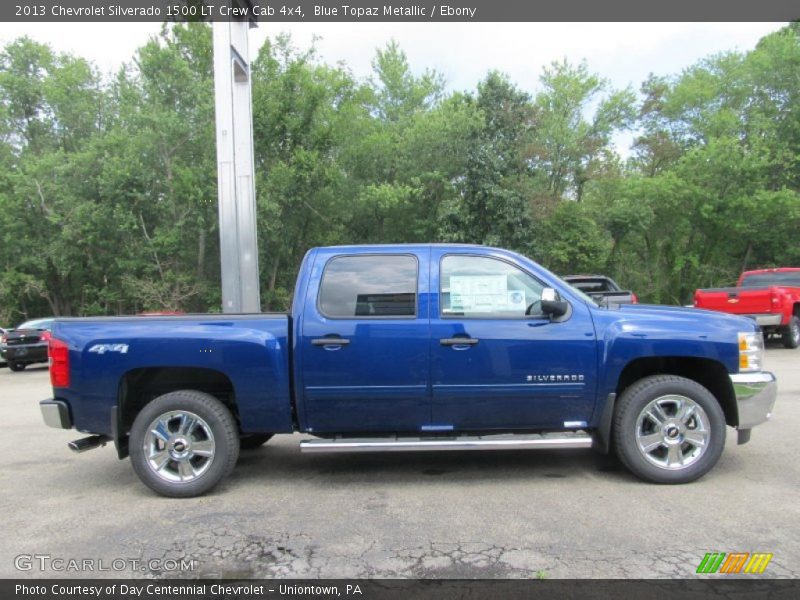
[{"left": 695, "top": 287, "right": 773, "bottom": 314}]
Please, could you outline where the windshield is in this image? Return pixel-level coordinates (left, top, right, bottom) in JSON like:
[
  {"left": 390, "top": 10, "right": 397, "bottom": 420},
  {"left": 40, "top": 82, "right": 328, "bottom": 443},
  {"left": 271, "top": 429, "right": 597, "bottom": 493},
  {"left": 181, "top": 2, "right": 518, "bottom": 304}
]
[
  {"left": 17, "top": 318, "right": 52, "bottom": 330},
  {"left": 568, "top": 278, "right": 618, "bottom": 293},
  {"left": 741, "top": 272, "right": 800, "bottom": 287}
]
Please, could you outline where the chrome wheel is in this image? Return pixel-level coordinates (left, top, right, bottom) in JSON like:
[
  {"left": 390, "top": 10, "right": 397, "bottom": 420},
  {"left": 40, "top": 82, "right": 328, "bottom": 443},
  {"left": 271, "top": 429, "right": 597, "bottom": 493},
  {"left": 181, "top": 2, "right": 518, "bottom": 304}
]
[
  {"left": 635, "top": 395, "right": 710, "bottom": 470},
  {"left": 143, "top": 410, "right": 215, "bottom": 483}
]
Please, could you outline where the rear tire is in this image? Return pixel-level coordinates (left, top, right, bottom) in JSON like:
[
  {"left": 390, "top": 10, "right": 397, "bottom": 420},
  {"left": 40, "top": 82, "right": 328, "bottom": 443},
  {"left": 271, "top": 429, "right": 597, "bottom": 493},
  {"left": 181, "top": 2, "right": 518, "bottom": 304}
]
[
  {"left": 239, "top": 433, "right": 274, "bottom": 450},
  {"left": 613, "top": 375, "right": 726, "bottom": 484},
  {"left": 129, "top": 390, "right": 240, "bottom": 497},
  {"left": 782, "top": 315, "right": 800, "bottom": 349},
  {"left": 9, "top": 362, "right": 26, "bottom": 372}
]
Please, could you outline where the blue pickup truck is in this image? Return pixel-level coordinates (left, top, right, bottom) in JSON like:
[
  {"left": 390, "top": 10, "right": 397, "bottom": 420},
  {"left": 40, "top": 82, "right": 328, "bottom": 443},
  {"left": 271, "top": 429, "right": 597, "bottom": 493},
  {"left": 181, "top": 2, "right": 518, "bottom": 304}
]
[{"left": 40, "top": 245, "right": 777, "bottom": 497}]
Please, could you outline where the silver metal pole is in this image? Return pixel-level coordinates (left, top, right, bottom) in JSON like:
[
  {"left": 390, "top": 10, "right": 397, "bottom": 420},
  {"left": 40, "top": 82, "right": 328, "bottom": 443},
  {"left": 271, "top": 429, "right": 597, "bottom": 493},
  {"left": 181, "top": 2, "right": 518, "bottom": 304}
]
[{"left": 213, "top": 18, "right": 261, "bottom": 313}]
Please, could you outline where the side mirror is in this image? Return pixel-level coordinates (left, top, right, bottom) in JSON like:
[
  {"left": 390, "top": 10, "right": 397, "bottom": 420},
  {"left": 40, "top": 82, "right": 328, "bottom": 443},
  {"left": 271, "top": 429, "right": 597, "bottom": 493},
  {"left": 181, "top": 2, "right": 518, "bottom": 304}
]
[{"left": 541, "top": 287, "right": 568, "bottom": 318}]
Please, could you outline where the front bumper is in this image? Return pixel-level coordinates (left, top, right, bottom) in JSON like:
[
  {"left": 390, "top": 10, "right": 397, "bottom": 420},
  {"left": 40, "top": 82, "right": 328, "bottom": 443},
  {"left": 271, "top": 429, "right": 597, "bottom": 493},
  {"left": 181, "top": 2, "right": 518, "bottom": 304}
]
[
  {"left": 730, "top": 372, "right": 777, "bottom": 429},
  {"left": 40, "top": 399, "right": 72, "bottom": 429}
]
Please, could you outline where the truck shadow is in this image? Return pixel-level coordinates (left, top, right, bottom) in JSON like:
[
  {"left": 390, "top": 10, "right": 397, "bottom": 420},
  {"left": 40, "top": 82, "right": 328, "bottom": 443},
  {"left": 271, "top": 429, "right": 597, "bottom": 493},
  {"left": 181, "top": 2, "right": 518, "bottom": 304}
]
[
  {"left": 1, "top": 363, "right": 49, "bottom": 374},
  {"left": 764, "top": 338, "right": 795, "bottom": 350},
  {"left": 230, "top": 441, "right": 634, "bottom": 487}
]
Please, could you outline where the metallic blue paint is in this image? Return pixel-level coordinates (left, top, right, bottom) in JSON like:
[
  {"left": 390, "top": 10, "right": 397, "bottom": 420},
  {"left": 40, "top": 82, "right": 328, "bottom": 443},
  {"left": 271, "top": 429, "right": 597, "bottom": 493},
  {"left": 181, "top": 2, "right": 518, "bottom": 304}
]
[
  {"left": 52, "top": 316, "right": 293, "bottom": 435},
  {"left": 429, "top": 246, "right": 598, "bottom": 430},
  {"left": 296, "top": 246, "right": 432, "bottom": 432},
  {"left": 589, "top": 304, "right": 754, "bottom": 424},
  {"left": 51, "top": 244, "right": 758, "bottom": 438}
]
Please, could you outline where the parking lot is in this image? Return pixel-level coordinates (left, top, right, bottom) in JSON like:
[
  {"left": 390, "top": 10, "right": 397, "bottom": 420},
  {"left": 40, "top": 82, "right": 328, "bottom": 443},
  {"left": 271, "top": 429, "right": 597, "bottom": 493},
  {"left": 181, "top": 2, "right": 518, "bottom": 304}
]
[{"left": 1, "top": 347, "right": 797, "bottom": 579}]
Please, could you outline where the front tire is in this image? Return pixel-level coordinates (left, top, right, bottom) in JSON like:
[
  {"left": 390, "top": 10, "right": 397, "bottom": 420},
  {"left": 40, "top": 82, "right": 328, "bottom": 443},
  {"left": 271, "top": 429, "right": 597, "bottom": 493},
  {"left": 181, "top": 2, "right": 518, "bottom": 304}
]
[
  {"left": 8, "top": 362, "right": 26, "bottom": 372},
  {"left": 129, "top": 390, "right": 240, "bottom": 497},
  {"left": 782, "top": 315, "right": 800, "bottom": 349},
  {"left": 613, "top": 375, "right": 726, "bottom": 484}
]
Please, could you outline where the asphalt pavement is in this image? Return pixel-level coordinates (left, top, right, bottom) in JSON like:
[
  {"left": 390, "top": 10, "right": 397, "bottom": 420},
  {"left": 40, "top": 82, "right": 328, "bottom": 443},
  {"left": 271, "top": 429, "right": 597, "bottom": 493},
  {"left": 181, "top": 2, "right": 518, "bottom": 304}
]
[{"left": 0, "top": 346, "right": 797, "bottom": 579}]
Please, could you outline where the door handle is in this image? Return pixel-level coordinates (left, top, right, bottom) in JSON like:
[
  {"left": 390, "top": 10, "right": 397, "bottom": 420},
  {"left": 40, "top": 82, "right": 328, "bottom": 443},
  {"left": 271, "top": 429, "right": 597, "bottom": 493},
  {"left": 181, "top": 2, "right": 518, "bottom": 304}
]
[
  {"left": 311, "top": 337, "right": 351, "bottom": 346},
  {"left": 527, "top": 320, "right": 550, "bottom": 328},
  {"left": 440, "top": 337, "right": 479, "bottom": 346}
]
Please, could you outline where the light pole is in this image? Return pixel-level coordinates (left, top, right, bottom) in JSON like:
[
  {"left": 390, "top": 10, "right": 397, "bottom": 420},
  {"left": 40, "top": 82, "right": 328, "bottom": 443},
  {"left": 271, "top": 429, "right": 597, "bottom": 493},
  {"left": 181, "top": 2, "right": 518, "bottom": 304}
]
[{"left": 212, "top": 3, "right": 261, "bottom": 313}]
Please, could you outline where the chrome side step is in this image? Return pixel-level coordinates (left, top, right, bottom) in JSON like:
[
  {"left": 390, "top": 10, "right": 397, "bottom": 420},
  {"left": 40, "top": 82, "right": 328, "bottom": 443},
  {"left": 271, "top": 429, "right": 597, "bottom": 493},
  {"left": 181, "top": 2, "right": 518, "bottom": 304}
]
[{"left": 300, "top": 432, "right": 593, "bottom": 453}]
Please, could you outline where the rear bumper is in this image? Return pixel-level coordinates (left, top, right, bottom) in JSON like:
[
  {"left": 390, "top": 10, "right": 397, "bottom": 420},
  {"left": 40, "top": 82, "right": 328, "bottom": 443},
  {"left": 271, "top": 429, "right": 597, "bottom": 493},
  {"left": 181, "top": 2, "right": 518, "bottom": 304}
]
[
  {"left": 742, "top": 313, "right": 783, "bottom": 327},
  {"left": 730, "top": 372, "right": 777, "bottom": 429},
  {"left": 4, "top": 343, "right": 48, "bottom": 363},
  {"left": 40, "top": 399, "right": 72, "bottom": 429}
]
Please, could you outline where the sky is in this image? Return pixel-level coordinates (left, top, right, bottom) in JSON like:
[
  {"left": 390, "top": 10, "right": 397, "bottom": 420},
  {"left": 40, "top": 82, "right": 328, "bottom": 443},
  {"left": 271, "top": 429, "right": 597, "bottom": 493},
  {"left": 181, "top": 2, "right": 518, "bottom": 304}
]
[
  {"left": 0, "top": 21, "right": 782, "bottom": 91},
  {"left": 0, "top": 21, "right": 785, "bottom": 154}
]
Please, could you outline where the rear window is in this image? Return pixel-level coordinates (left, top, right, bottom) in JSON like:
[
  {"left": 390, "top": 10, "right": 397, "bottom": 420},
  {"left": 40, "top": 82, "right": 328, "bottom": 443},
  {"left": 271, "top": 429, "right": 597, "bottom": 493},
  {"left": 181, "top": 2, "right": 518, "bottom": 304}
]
[
  {"left": 318, "top": 255, "right": 418, "bottom": 318},
  {"left": 741, "top": 272, "right": 800, "bottom": 287},
  {"left": 17, "top": 319, "right": 53, "bottom": 330},
  {"left": 569, "top": 279, "right": 615, "bottom": 293}
]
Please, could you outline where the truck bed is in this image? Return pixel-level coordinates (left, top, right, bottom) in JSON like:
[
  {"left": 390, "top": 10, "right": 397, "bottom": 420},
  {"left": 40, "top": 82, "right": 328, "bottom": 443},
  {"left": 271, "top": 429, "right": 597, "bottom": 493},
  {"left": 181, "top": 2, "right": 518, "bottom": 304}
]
[{"left": 51, "top": 314, "right": 294, "bottom": 436}]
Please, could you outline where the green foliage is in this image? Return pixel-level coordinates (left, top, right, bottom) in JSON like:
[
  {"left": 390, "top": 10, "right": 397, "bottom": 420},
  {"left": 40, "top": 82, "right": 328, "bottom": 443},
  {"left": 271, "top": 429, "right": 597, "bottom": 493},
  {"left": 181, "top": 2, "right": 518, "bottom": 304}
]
[
  {"left": 0, "top": 23, "right": 798, "bottom": 322},
  {"left": 536, "top": 202, "right": 612, "bottom": 274},
  {"left": 600, "top": 23, "right": 800, "bottom": 302},
  {"left": 530, "top": 59, "right": 636, "bottom": 203},
  {"left": 438, "top": 72, "right": 533, "bottom": 251}
]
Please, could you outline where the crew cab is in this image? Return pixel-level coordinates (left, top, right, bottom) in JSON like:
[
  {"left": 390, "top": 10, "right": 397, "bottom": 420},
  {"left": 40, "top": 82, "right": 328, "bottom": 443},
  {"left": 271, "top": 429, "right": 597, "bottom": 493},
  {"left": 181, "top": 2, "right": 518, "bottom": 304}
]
[
  {"left": 694, "top": 268, "right": 800, "bottom": 349},
  {"left": 39, "top": 245, "right": 777, "bottom": 497}
]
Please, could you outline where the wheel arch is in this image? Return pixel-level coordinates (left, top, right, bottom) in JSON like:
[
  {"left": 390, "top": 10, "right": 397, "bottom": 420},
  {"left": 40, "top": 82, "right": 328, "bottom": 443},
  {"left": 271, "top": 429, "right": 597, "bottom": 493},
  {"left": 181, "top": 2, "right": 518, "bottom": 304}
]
[
  {"left": 115, "top": 367, "right": 239, "bottom": 459},
  {"left": 615, "top": 356, "right": 737, "bottom": 428}
]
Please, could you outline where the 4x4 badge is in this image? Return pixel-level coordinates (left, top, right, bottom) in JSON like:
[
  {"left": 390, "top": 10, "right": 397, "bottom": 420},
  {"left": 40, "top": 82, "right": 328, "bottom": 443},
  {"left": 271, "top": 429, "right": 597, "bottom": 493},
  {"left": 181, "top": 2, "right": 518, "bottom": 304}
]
[{"left": 88, "top": 344, "right": 129, "bottom": 355}]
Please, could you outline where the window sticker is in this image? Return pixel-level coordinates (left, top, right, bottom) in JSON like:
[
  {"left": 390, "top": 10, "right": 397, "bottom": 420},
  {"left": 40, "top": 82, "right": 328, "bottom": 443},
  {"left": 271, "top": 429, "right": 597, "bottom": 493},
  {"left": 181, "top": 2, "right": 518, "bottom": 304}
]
[
  {"left": 449, "top": 275, "right": 524, "bottom": 314},
  {"left": 507, "top": 290, "right": 526, "bottom": 313}
]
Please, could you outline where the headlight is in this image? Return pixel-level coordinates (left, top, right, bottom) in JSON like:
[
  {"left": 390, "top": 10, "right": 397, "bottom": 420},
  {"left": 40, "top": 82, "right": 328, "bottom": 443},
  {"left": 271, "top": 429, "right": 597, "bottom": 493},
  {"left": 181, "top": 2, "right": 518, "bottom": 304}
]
[{"left": 738, "top": 331, "right": 764, "bottom": 372}]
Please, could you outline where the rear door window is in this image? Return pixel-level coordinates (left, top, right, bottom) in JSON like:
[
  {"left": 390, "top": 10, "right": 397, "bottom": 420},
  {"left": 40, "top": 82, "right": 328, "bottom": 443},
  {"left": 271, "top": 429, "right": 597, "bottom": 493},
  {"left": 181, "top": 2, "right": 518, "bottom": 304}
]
[{"left": 318, "top": 255, "right": 418, "bottom": 318}]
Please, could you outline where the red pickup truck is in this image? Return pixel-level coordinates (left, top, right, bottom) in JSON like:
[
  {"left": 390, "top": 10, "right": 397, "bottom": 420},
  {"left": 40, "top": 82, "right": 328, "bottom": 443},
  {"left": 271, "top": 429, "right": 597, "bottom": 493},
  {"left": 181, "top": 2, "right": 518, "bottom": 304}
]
[{"left": 694, "top": 268, "right": 800, "bottom": 349}]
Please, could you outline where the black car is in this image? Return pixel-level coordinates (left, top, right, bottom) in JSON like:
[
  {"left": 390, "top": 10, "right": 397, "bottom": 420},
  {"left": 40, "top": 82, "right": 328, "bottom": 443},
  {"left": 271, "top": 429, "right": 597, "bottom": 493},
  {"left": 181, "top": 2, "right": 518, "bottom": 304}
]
[{"left": 1, "top": 318, "right": 54, "bottom": 371}]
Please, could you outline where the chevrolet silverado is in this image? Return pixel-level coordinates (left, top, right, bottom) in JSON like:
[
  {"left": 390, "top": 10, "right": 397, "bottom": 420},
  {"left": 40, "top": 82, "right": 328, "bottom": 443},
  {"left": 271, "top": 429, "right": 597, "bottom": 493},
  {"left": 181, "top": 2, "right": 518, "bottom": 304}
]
[{"left": 40, "top": 245, "right": 777, "bottom": 496}]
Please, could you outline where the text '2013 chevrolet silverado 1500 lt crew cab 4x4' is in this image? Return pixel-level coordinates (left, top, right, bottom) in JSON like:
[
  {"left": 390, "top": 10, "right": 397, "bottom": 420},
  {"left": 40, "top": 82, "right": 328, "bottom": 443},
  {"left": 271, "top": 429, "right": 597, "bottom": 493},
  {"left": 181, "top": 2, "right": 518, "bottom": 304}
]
[{"left": 40, "top": 245, "right": 777, "bottom": 497}]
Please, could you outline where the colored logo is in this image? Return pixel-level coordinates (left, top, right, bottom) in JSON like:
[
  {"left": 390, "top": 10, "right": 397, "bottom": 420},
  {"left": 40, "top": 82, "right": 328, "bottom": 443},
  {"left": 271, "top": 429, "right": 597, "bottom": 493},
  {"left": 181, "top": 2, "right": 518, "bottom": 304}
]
[{"left": 696, "top": 552, "right": 773, "bottom": 574}]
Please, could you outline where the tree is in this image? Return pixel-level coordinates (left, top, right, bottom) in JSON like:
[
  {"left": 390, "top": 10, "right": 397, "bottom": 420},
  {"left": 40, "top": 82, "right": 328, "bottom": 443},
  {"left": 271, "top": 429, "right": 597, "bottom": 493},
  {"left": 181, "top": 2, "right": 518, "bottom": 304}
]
[
  {"left": 251, "top": 35, "right": 358, "bottom": 309},
  {"left": 369, "top": 40, "right": 444, "bottom": 122},
  {"left": 102, "top": 23, "right": 219, "bottom": 312},
  {"left": 529, "top": 59, "right": 635, "bottom": 203},
  {"left": 0, "top": 38, "right": 109, "bottom": 319},
  {"left": 439, "top": 72, "right": 534, "bottom": 253},
  {"left": 1, "top": 24, "right": 797, "bottom": 317}
]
